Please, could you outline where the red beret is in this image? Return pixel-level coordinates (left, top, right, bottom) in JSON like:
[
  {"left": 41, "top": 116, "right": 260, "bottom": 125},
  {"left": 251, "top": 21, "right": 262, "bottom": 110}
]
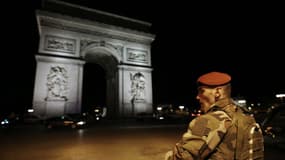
[{"left": 197, "top": 71, "right": 231, "bottom": 87}]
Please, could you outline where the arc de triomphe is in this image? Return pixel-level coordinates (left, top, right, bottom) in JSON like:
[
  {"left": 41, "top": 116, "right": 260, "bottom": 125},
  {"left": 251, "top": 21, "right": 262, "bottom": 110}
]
[{"left": 32, "top": 0, "right": 155, "bottom": 118}]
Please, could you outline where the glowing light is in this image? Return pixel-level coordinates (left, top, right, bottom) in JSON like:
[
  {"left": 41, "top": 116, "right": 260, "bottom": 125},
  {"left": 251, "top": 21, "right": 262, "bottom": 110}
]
[
  {"left": 77, "top": 121, "right": 86, "bottom": 125},
  {"left": 157, "top": 107, "right": 162, "bottom": 111},
  {"left": 179, "top": 106, "right": 184, "bottom": 110},
  {"left": 276, "top": 94, "right": 285, "bottom": 98},
  {"left": 237, "top": 100, "right": 246, "bottom": 104},
  {"left": 159, "top": 116, "right": 164, "bottom": 120}
]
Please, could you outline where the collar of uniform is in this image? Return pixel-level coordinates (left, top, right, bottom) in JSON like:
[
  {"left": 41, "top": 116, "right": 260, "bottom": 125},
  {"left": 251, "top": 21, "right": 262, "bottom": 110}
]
[
  {"left": 213, "top": 98, "right": 237, "bottom": 118},
  {"left": 214, "top": 98, "right": 234, "bottom": 108},
  {"left": 205, "top": 98, "right": 234, "bottom": 113}
]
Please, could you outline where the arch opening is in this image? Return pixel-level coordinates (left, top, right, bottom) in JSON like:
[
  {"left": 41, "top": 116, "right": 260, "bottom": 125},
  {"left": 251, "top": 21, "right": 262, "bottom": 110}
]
[
  {"left": 82, "top": 63, "right": 106, "bottom": 113},
  {"left": 83, "top": 50, "right": 119, "bottom": 118}
]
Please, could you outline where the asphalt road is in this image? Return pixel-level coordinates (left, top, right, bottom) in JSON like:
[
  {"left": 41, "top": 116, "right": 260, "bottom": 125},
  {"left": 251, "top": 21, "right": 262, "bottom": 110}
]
[{"left": 0, "top": 120, "right": 284, "bottom": 160}]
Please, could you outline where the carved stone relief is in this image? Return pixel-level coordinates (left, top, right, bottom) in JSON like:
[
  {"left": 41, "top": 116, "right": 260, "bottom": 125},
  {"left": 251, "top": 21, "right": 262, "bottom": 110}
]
[
  {"left": 46, "top": 66, "right": 68, "bottom": 101},
  {"left": 44, "top": 35, "right": 76, "bottom": 54},
  {"left": 80, "top": 39, "right": 123, "bottom": 56},
  {"left": 127, "top": 48, "right": 148, "bottom": 63},
  {"left": 130, "top": 72, "right": 146, "bottom": 102}
]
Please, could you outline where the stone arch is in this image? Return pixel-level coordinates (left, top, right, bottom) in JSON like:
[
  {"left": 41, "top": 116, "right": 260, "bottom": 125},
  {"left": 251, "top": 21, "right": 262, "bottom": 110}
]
[
  {"left": 32, "top": 0, "right": 155, "bottom": 118},
  {"left": 81, "top": 42, "right": 122, "bottom": 64},
  {"left": 82, "top": 46, "right": 119, "bottom": 118}
]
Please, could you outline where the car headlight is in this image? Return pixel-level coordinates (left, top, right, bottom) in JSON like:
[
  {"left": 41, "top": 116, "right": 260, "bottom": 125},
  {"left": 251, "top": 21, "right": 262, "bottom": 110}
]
[
  {"left": 76, "top": 121, "right": 86, "bottom": 125},
  {"left": 1, "top": 119, "right": 9, "bottom": 125}
]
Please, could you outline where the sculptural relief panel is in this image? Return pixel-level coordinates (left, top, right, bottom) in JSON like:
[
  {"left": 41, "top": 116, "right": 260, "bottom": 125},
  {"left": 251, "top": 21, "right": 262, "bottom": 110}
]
[
  {"left": 126, "top": 48, "right": 148, "bottom": 64},
  {"left": 44, "top": 35, "right": 76, "bottom": 54},
  {"left": 46, "top": 66, "right": 68, "bottom": 101},
  {"left": 130, "top": 72, "right": 146, "bottom": 102}
]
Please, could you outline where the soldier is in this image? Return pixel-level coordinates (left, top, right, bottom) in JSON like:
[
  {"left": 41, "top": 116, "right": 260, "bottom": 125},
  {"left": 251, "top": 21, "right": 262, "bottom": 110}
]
[{"left": 165, "top": 71, "right": 242, "bottom": 160}]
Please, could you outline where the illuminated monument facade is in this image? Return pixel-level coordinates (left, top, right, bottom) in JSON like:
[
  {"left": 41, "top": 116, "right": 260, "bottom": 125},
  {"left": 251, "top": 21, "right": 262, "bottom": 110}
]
[{"left": 32, "top": 0, "right": 155, "bottom": 118}]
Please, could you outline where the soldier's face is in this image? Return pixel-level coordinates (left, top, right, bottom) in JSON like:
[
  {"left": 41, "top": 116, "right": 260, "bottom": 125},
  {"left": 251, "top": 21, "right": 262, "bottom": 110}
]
[{"left": 196, "top": 87, "right": 216, "bottom": 113}]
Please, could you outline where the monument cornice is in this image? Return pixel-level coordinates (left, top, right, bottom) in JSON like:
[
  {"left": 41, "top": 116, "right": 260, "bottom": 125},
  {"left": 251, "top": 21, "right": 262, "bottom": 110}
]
[
  {"left": 37, "top": 10, "right": 155, "bottom": 45},
  {"left": 118, "top": 64, "right": 153, "bottom": 72}
]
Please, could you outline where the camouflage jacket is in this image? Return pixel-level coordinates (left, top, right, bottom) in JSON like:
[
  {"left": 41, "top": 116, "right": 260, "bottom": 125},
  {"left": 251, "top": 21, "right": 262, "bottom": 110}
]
[{"left": 172, "top": 99, "right": 237, "bottom": 160}]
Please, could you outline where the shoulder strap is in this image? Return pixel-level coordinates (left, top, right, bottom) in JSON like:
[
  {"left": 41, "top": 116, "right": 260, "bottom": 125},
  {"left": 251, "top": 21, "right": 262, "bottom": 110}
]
[{"left": 234, "top": 111, "right": 243, "bottom": 160}]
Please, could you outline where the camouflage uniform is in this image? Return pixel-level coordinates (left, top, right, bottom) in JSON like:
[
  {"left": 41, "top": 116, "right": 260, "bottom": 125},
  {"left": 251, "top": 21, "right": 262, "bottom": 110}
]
[{"left": 168, "top": 98, "right": 237, "bottom": 160}]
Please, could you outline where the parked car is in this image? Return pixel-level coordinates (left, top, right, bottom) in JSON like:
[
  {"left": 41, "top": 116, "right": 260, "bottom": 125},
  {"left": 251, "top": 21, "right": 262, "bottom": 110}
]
[
  {"left": 44, "top": 114, "right": 87, "bottom": 129},
  {"left": 261, "top": 103, "right": 285, "bottom": 150}
]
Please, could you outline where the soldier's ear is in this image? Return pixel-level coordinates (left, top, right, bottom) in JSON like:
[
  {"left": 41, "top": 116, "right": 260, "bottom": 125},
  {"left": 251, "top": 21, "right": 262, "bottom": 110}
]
[
  {"left": 215, "top": 87, "right": 222, "bottom": 98},
  {"left": 215, "top": 92, "right": 221, "bottom": 98}
]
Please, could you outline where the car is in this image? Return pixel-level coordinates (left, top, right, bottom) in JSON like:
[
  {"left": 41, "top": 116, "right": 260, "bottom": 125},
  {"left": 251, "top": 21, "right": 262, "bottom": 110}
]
[
  {"left": 0, "top": 112, "right": 21, "bottom": 128},
  {"left": 22, "top": 114, "right": 42, "bottom": 124},
  {"left": 261, "top": 103, "right": 285, "bottom": 150},
  {"left": 190, "top": 109, "right": 202, "bottom": 118},
  {"left": 0, "top": 117, "right": 10, "bottom": 128},
  {"left": 44, "top": 114, "right": 87, "bottom": 129}
]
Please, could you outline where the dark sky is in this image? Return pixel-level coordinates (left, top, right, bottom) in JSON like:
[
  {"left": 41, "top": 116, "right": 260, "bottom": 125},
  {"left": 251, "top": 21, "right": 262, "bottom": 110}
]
[{"left": 1, "top": 0, "right": 284, "bottom": 112}]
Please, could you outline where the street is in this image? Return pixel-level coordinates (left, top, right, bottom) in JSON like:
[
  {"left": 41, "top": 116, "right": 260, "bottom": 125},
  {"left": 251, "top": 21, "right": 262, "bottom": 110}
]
[{"left": 0, "top": 120, "right": 284, "bottom": 160}]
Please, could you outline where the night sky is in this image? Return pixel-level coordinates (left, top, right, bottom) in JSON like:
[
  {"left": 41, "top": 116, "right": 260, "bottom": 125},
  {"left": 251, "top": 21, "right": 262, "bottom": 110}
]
[{"left": 1, "top": 0, "right": 284, "bottom": 113}]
